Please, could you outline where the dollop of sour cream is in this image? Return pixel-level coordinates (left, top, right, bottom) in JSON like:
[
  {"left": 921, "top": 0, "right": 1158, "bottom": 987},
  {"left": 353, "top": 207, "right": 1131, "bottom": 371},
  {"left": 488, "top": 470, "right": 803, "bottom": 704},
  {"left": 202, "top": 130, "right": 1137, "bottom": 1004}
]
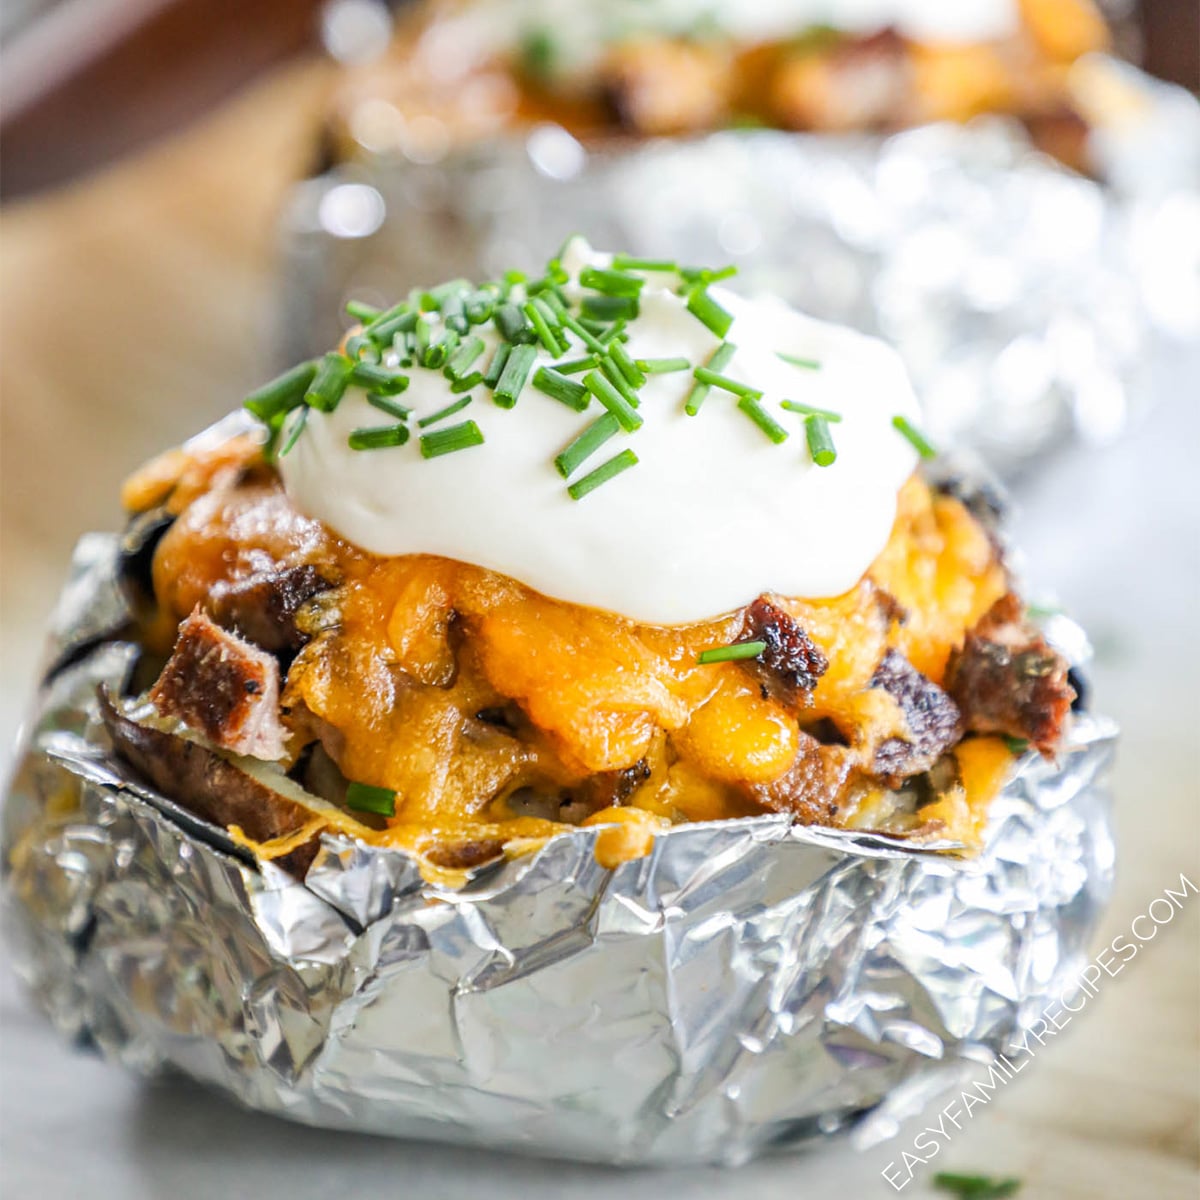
[{"left": 279, "top": 240, "right": 919, "bottom": 625}]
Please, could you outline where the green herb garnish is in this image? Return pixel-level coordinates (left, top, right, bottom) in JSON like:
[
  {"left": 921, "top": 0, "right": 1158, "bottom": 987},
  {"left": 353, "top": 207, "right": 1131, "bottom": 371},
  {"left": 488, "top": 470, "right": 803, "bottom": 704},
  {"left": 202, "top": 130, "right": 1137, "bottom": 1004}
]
[
  {"left": 1003, "top": 736, "right": 1031, "bottom": 755},
  {"left": 483, "top": 342, "right": 511, "bottom": 389},
  {"left": 932, "top": 1173, "right": 1021, "bottom": 1199},
  {"left": 417, "top": 395, "right": 473, "bottom": 428},
  {"left": 305, "top": 352, "right": 354, "bottom": 413},
  {"left": 494, "top": 343, "right": 538, "bottom": 408},
  {"left": 419, "top": 420, "right": 485, "bottom": 459},
  {"left": 348, "top": 424, "right": 409, "bottom": 451},
  {"left": 692, "top": 366, "right": 762, "bottom": 400},
  {"left": 805, "top": 415, "right": 837, "bottom": 466},
  {"left": 584, "top": 370, "right": 642, "bottom": 432},
  {"left": 777, "top": 351, "right": 822, "bottom": 370},
  {"left": 555, "top": 413, "right": 621, "bottom": 479},
  {"left": 495, "top": 303, "right": 536, "bottom": 345},
  {"left": 351, "top": 362, "right": 409, "bottom": 394},
  {"left": 278, "top": 406, "right": 308, "bottom": 458},
  {"left": 524, "top": 298, "right": 568, "bottom": 355},
  {"left": 685, "top": 286, "right": 734, "bottom": 337},
  {"left": 637, "top": 356, "right": 690, "bottom": 374},
  {"left": 345, "top": 781, "right": 396, "bottom": 817},
  {"left": 579, "top": 266, "right": 644, "bottom": 298},
  {"left": 444, "top": 336, "right": 486, "bottom": 382},
  {"left": 612, "top": 254, "right": 678, "bottom": 272},
  {"left": 608, "top": 340, "right": 646, "bottom": 389},
  {"left": 554, "top": 354, "right": 599, "bottom": 375},
  {"left": 738, "top": 396, "right": 789, "bottom": 444},
  {"left": 345, "top": 299, "right": 381, "bottom": 323},
  {"left": 697, "top": 640, "right": 767, "bottom": 665},
  {"left": 892, "top": 415, "right": 938, "bottom": 459},
  {"left": 366, "top": 393, "right": 411, "bottom": 421},
  {"left": 567, "top": 448, "right": 639, "bottom": 500},
  {"left": 533, "top": 366, "right": 590, "bottom": 412},
  {"left": 243, "top": 359, "right": 318, "bottom": 423},
  {"left": 685, "top": 341, "right": 737, "bottom": 415},
  {"left": 781, "top": 399, "right": 841, "bottom": 422}
]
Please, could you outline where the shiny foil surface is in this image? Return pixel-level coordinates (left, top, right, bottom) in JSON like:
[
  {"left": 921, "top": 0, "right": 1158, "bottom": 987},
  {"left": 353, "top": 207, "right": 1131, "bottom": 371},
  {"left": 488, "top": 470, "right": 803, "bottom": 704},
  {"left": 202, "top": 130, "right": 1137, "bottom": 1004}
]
[
  {"left": 2, "top": 530, "right": 1117, "bottom": 1166},
  {"left": 283, "top": 78, "right": 1199, "bottom": 477}
]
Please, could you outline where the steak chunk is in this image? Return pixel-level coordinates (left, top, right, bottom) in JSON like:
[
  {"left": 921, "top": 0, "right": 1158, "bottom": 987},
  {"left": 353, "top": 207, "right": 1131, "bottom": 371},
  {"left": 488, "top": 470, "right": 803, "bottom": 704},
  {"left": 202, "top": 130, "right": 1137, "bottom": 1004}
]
[
  {"left": 870, "top": 650, "right": 963, "bottom": 783},
  {"left": 742, "top": 733, "right": 854, "bottom": 825},
  {"left": 944, "top": 594, "right": 1075, "bottom": 757},
  {"left": 206, "top": 563, "right": 331, "bottom": 653},
  {"left": 740, "top": 596, "right": 829, "bottom": 708},
  {"left": 150, "top": 608, "right": 288, "bottom": 761}
]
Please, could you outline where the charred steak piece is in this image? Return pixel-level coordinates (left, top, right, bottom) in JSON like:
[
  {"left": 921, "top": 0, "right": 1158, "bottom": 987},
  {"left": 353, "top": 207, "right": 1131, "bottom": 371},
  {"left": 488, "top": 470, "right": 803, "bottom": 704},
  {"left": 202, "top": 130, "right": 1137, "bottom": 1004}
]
[
  {"left": 870, "top": 650, "right": 963, "bottom": 784},
  {"left": 740, "top": 596, "right": 829, "bottom": 708},
  {"left": 149, "top": 608, "right": 288, "bottom": 761},
  {"left": 945, "top": 594, "right": 1075, "bottom": 757},
  {"left": 206, "top": 563, "right": 331, "bottom": 653}
]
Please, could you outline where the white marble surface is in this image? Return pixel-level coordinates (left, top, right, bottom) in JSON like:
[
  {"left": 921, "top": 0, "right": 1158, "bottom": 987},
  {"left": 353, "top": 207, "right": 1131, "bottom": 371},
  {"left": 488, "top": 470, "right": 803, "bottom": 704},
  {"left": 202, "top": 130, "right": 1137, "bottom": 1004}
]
[{"left": 0, "top": 64, "right": 1197, "bottom": 1197}]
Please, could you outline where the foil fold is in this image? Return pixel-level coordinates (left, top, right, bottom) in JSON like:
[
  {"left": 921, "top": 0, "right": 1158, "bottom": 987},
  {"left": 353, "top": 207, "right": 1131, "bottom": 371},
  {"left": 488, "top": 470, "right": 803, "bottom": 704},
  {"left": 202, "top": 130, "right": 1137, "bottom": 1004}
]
[
  {"left": 283, "top": 94, "right": 1199, "bottom": 476},
  {"left": 3, "top": 532, "right": 1116, "bottom": 1165}
]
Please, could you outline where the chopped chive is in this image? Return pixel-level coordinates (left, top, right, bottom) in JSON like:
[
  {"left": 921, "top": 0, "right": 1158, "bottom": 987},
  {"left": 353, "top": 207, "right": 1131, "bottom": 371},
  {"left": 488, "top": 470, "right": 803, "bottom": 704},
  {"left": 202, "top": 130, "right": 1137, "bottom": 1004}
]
[
  {"left": 892, "top": 415, "right": 938, "bottom": 459},
  {"left": 278, "top": 406, "right": 309, "bottom": 457},
  {"left": 554, "top": 355, "right": 598, "bottom": 375},
  {"left": 450, "top": 371, "right": 484, "bottom": 394},
  {"left": 581, "top": 294, "right": 639, "bottom": 322},
  {"left": 345, "top": 299, "right": 381, "bottom": 323},
  {"left": 579, "top": 266, "right": 644, "bottom": 298},
  {"left": 524, "top": 299, "right": 568, "bottom": 355},
  {"left": 584, "top": 370, "right": 643, "bottom": 432},
  {"left": 685, "top": 285, "right": 734, "bottom": 338},
  {"left": 348, "top": 423, "right": 409, "bottom": 451},
  {"left": 608, "top": 340, "right": 646, "bottom": 388},
  {"left": 738, "top": 396, "right": 789, "bottom": 444},
  {"left": 367, "top": 305, "right": 419, "bottom": 343},
  {"left": 414, "top": 315, "right": 433, "bottom": 363},
  {"left": 351, "top": 362, "right": 409, "bottom": 394},
  {"left": 636, "top": 356, "right": 691, "bottom": 374},
  {"left": 805, "top": 416, "right": 837, "bottom": 466},
  {"left": 464, "top": 290, "right": 496, "bottom": 325},
  {"left": 495, "top": 303, "right": 536, "bottom": 345},
  {"left": 445, "top": 336, "right": 486, "bottom": 381},
  {"left": 440, "top": 290, "right": 469, "bottom": 334},
  {"left": 697, "top": 640, "right": 766, "bottom": 665},
  {"left": 419, "top": 420, "right": 485, "bottom": 458},
  {"left": 600, "top": 356, "right": 641, "bottom": 409},
  {"left": 560, "top": 312, "right": 605, "bottom": 353},
  {"left": 681, "top": 264, "right": 738, "bottom": 285},
  {"left": 243, "top": 359, "right": 318, "bottom": 422},
  {"left": 417, "top": 395, "right": 473, "bottom": 428},
  {"left": 535, "top": 287, "right": 569, "bottom": 319},
  {"left": 931, "top": 1174, "right": 1021, "bottom": 1200},
  {"left": 483, "top": 342, "right": 511, "bottom": 389},
  {"left": 693, "top": 366, "right": 762, "bottom": 400},
  {"left": 305, "top": 352, "right": 353, "bottom": 413},
  {"left": 685, "top": 341, "right": 737, "bottom": 415},
  {"left": 422, "top": 327, "right": 457, "bottom": 370},
  {"left": 1003, "top": 736, "right": 1031, "bottom": 756},
  {"left": 554, "top": 413, "right": 621, "bottom": 478},
  {"left": 612, "top": 254, "right": 678, "bottom": 272},
  {"left": 344, "top": 334, "right": 377, "bottom": 362},
  {"left": 567, "top": 448, "right": 639, "bottom": 500},
  {"left": 345, "top": 781, "right": 396, "bottom": 817},
  {"left": 533, "top": 366, "right": 590, "bottom": 412},
  {"left": 777, "top": 351, "right": 822, "bottom": 371},
  {"left": 781, "top": 399, "right": 841, "bottom": 422},
  {"left": 367, "top": 393, "right": 411, "bottom": 421},
  {"left": 494, "top": 343, "right": 538, "bottom": 408}
]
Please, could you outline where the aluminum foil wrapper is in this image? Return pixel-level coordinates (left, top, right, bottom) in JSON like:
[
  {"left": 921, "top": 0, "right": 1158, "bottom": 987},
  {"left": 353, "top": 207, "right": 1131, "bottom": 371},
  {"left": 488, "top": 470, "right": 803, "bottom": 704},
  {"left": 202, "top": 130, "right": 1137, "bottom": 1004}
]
[
  {"left": 3, "top": 522, "right": 1117, "bottom": 1166},
  {"left": 282, "top": 72, "right": 1199, "bottom": 477}
]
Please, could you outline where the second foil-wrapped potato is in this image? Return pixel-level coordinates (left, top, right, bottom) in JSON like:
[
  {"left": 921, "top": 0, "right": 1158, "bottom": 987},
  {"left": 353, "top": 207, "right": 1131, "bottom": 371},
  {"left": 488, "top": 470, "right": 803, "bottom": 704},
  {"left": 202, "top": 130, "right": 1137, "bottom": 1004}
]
[{"left": 113, "top": 241, "right": 1076, "bottom": 880}]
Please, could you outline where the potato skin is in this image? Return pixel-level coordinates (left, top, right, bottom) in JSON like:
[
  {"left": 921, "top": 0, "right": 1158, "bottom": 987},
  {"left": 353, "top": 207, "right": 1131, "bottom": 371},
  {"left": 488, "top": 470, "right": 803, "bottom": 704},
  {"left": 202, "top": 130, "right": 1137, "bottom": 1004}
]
[{"left": 100, "top": 689, "right": 319, "bottom": 877}]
